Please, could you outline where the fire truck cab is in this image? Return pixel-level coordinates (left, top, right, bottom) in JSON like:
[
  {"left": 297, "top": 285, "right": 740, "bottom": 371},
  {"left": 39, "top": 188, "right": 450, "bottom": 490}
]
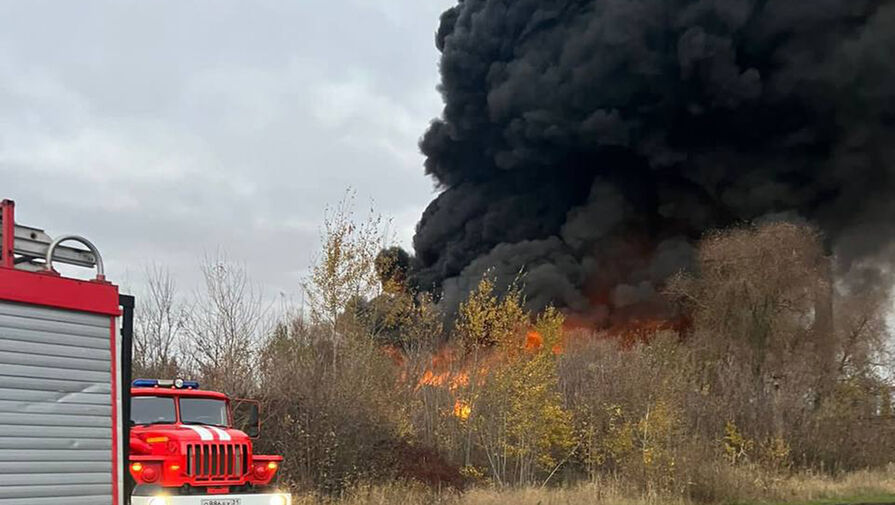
[{"left": 128, "top": 379, "right": 289, "bottom": 505}]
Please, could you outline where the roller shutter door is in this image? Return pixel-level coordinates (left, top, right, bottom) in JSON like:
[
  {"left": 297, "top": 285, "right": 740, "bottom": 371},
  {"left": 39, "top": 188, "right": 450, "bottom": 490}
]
[{"left": 0, "top": 300, "right": 113, "bottom": 505}]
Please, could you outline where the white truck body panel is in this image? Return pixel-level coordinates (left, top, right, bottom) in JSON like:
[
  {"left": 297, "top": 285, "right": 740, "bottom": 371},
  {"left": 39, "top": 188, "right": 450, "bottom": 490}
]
[{"left": 0, "top": 300, "right": 118, "bottom": 505}]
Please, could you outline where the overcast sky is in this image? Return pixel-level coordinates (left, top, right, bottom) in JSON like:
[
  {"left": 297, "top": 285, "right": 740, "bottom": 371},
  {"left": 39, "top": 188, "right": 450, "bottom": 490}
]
[{"left": 0, "top": 0, "right": 453, "bottom": 301}]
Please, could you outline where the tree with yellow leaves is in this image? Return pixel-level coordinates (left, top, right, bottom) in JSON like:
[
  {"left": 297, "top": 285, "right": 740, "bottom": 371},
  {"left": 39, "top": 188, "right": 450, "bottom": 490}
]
[{"left": 454, "top": 276, "right": 575, "bottom": 485}]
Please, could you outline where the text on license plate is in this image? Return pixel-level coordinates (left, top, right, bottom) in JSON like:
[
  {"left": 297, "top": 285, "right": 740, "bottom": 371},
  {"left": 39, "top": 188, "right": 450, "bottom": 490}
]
[{"left": 201, "top": 500, "right": 240, "bottom": 505}]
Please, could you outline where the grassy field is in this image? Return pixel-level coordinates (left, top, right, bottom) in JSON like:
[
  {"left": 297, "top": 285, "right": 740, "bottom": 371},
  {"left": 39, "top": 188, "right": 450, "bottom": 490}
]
[{"left": 291, "top": 467, "right": 895, "bottom": 505}]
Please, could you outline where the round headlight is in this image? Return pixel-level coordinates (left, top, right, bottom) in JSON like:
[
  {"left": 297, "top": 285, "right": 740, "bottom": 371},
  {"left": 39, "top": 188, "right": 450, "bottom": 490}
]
[
  {"left": 148, "top": 498, "right": 168, "bottom": 505},
  {"left": 174, "top": 378, "right": 184, "bottom": 388},
  {"left": 269, "top": 495, "right": 288, "bottom": 505}
]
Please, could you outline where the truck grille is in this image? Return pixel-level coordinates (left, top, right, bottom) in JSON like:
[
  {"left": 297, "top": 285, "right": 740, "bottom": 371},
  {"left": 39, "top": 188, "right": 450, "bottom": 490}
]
[{"left": 186, "top": 443, "right": 250, "bottom": 481}]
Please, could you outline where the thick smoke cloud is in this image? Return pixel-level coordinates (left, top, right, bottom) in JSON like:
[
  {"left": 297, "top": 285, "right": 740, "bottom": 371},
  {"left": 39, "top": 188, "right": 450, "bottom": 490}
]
[{"left": 413, "top": 0, "right": 895, "bottom": 324}]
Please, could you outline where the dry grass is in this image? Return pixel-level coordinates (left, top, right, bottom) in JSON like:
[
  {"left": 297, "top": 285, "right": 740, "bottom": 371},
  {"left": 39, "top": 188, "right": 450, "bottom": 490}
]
[
  {"left": 757, "top": 467, "right": 895, "bottom": 504},
  {"left": 291, "top": 479, "right": 685, "bottom": 505},
  {"left": 291, "top": 467, "right": 895, "bottom": 505}
]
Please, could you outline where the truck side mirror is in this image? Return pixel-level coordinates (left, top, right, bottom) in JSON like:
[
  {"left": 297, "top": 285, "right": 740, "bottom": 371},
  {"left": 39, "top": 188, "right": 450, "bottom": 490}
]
[{"left": 232, "top": 399, "right": 261, "bottom": 439}]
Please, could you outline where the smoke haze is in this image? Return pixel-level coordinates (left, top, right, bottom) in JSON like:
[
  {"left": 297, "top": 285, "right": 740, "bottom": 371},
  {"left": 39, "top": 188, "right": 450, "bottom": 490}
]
[{"left": 412, "top": 0, "right": 895, "bottom": 323}]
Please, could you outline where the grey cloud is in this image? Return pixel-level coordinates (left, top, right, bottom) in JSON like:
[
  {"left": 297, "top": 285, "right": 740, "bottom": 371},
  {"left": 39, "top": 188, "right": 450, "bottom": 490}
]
[{"left": 0, "top": 0, "right": 454, "bottom": 297}]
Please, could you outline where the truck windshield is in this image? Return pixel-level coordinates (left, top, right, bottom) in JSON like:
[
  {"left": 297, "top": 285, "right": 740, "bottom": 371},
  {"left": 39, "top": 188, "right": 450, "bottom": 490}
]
[
  {"left": 180, "top": 398, "right": 229, "bottom": 427},
  {"left": 131, "top": 396, "right": 176, "bottom": 425}
]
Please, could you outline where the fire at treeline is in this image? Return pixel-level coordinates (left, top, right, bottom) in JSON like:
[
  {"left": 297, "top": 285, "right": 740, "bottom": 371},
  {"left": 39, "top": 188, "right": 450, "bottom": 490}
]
[{"left": 134, "top": 0, "right": 895, "bottom": 499}]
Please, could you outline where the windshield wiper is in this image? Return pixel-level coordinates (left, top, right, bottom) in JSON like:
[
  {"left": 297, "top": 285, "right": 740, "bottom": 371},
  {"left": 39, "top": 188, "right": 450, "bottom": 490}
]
[{"left": 181, "top": 421, "right": 229, "bottom": 428}]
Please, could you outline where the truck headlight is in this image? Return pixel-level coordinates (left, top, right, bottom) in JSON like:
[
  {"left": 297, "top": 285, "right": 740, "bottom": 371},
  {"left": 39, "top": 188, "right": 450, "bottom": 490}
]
[
  {"left": 148, "top": 498, "right": 168, "bottom": 505},
  {"left": 269, "top": 495, "right": 288, "bottom": 505}
]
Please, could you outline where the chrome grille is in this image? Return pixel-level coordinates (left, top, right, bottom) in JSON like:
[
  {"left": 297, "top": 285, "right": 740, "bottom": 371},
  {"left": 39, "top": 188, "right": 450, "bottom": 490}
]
[{"left": 186, "top": 443, "right": 249, "bottom": 480}]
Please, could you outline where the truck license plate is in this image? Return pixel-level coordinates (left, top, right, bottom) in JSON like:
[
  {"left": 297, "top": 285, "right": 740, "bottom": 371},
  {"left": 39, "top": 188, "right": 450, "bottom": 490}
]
[{"left": 201, "top": 500, "right": 240, "bottom": 505}]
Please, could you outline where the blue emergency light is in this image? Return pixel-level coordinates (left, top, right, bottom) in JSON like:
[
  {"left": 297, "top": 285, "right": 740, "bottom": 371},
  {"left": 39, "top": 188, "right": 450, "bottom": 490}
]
[{"left": 132, "top": 378, "right": 200, "bottom": 389}]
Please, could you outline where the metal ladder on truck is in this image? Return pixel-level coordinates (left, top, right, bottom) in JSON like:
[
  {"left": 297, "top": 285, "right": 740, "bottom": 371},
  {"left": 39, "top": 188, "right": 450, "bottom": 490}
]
[
  {"left": 0, "top": 199, "right": 134, "bottom": 505},
  {"left": 0, "top": 199, "right": 104, "bottom": 275}
]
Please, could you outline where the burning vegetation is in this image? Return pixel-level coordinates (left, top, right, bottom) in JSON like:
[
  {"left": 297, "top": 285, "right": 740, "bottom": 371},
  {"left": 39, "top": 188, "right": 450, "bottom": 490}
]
[
  {"left": 252, "top": 205, "right": 894, "bottom": 499},
  {"left": 134, "top": 211, "right": 895, "bottom": 500},
  {"left": 133, "top": 204, "right": 895, "bottom": 501}
]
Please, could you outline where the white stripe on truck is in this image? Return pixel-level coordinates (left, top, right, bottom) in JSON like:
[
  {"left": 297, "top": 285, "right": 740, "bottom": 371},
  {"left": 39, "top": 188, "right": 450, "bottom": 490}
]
[
  {"left": 182, "top": 425, "right": 213, "bottom": 441},
  {"left": 208, "top": 426, "right": 231, "bottom": 441}
]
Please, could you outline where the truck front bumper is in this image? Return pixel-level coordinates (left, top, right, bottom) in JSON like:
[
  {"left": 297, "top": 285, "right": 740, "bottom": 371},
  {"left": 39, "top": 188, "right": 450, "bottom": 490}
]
[{"left": 130, "top": 492, "right": 292, "bottom": 505}]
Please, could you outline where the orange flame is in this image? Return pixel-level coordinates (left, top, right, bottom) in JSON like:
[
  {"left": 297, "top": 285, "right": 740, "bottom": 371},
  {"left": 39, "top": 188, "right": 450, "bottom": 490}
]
[
  {"left": 415, "top": 348, "right": 472, "bottom": 392},
  {"left": 408, "top": 315, "right": 690, "bottom": 426},
  {"left": 525, "top": 330, "right": 543, "bottom": 350},
  {"left": 453, "top": 400, "right": 471, "bottom": 421},
  {"left": 418, "top": 369, "right": 469, "bottom": 392},
  {"left": 412, "top": 320, "right": 685, "bottom": 421},
  {"left": 525, "top": 330, "right": 564, "bottom": 355}
]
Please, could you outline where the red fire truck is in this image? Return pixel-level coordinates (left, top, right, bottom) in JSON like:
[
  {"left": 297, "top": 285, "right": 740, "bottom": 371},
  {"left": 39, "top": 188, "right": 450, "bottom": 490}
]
[
  {"left": 0, "top": 200, "right": 290, "bottom": 505},
  {"left": 128, "top": 379, "right": 289, "bottom": 505}
]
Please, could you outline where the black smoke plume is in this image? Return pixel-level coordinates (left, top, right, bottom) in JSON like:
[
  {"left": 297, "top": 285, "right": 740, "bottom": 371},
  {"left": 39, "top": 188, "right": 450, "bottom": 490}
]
[{"left": 412, "top": 0, "right": 895, "bottom": 324}]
